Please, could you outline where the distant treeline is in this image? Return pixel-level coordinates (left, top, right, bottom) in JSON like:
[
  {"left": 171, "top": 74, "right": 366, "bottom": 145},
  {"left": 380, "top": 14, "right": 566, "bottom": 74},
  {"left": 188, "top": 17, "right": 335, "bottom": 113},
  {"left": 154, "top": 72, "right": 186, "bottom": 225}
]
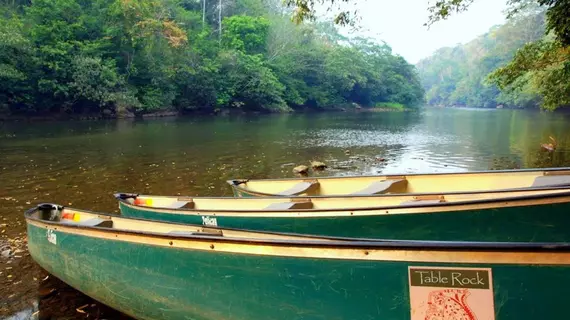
[
  {"left": 417, "top": 8, "right": 548, "bottom": 109},
  {"left": 0, "top": 0, "right": 424, "bottom": 118}
]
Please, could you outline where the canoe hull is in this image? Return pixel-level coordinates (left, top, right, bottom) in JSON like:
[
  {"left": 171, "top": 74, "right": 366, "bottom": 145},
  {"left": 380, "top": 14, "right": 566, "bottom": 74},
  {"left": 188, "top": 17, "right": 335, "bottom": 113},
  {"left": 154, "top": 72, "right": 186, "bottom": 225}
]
[
  {"left": 26, "top": 222, "right": 570, "bottom": 320},
  {"left": 228, "top": 167, "right": 570, "bottom": 197},
  {"left": 119, "top": 200, "right": 570, "bottom": 242}
]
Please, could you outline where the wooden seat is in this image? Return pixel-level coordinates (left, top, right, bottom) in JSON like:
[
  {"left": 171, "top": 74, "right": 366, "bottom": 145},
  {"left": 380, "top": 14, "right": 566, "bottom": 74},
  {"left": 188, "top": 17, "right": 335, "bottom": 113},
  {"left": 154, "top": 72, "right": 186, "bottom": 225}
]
[
  {"left": 264, "top": 201, "right": 314, "bottom": 210},
  {"left": 276, "top": 180, "right": 320, "bottom": 196},
  {"left": 351, "top": 179, "right": 408, "bottom": 195},
  {"left": 532, "top": 175, "right": 570, "bottom": 188}
]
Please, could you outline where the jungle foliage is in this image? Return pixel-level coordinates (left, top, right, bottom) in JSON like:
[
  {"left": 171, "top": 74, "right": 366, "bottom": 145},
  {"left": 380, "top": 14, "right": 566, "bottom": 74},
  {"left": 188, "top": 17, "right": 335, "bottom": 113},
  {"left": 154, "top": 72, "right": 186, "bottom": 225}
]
[{"left": 0, "top": 0, "right": 424, "bottom": 117}]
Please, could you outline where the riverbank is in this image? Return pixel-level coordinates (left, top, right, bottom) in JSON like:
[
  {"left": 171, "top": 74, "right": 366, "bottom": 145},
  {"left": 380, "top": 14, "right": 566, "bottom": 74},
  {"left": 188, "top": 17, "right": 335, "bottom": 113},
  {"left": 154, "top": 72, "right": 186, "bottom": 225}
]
[
  {"left": 0, "top": 105, "right": 415, "bottom": 122},
  {"left": 0, "top": 221, "right": 131, "bottom": 319},
  {"left": 424, "top": 104, "right": 546, "bottom": 111}
]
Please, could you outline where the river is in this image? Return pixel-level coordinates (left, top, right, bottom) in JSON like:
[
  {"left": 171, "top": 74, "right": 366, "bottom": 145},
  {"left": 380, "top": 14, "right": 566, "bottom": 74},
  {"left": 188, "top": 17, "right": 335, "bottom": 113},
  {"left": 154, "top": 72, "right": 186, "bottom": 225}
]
[{"left": 1, "top": 107, "right": 570, "bottom": 319}]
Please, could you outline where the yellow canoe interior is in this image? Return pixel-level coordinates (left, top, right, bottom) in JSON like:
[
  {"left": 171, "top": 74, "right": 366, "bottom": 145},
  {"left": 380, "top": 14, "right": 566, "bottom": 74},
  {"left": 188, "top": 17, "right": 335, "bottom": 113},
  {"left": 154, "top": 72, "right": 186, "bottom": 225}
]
[
  {"left": 126, "top": 187, "right": 570, "bottom": 213},
  {"left": 227, "top": 168, "right": 570, "bottom": 197}
]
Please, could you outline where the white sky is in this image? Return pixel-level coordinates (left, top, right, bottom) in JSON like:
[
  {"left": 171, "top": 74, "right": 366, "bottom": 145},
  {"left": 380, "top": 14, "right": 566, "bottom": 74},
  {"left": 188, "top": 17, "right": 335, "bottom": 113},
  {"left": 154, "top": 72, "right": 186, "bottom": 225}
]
[{"left": 330, "top": 0, "right": 508, "bottom": 63}]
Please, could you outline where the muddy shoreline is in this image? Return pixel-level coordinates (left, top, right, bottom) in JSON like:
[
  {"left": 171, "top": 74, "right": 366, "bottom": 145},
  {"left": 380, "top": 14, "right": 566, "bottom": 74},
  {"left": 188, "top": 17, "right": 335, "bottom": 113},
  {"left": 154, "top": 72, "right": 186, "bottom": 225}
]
[{"left": 1, "top": 221, "right": 131, "bottom": 319}]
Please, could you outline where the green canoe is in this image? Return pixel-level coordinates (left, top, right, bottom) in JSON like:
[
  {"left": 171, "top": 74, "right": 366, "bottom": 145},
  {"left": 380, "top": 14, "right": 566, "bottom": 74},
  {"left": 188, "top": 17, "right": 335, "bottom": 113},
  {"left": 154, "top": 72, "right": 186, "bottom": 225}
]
[
  {"left": 116, "top": 187, "right": 570, "bottom": 242},
  {"left": 26, "top": 204, "right": 570, "bottom": 320}
]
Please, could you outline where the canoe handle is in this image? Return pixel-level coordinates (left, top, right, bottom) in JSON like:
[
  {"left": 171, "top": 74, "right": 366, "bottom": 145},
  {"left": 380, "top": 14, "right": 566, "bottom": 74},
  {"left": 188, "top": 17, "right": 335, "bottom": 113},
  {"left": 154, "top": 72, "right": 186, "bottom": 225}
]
[
  {"left": 37, "top": 203, "right": 64, "bottom": 211},
  {"left": 114, "top": 193, "right": 139, "bottom": 200},
  {"left": 31, "top": 203, "right": 64, "bottom": 221},
  {"left": 25, "top": 203, "right": 61, "bottom": 215},
  {"left": 230, "top": 179, "right": 249, "bottom": 186}
]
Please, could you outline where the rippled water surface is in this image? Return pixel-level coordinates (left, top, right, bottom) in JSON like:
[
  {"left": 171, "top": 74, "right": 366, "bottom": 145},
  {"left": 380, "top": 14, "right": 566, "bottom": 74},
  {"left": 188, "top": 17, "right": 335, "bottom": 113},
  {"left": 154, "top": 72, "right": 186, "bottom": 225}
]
[{"left": 2, "top": 108, "right": 570, "bottom": 318}]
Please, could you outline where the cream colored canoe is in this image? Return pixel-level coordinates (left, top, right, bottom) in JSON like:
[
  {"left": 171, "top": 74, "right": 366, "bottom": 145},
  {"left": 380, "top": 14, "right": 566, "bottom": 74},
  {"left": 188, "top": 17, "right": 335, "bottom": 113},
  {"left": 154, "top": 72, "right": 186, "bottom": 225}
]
[
  {"left": 116, "top": 187, "right": 570, "bottom": 241},
  {"left": 227, "top": 167, "right": 570, "bottom": 197}
]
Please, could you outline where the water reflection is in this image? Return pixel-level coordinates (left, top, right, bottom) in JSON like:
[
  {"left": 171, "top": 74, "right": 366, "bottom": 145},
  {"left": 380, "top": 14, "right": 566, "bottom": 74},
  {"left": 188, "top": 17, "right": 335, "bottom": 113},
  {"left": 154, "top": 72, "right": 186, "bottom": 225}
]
[
  {"left": 2, "top": 108, "right": 570, "bottom": 318},
  {"left": 0, "top": 259, "right": 130, "bottom": 319},
  {"left": 4, "top": 303, "right": 38, "bottom": 320}
]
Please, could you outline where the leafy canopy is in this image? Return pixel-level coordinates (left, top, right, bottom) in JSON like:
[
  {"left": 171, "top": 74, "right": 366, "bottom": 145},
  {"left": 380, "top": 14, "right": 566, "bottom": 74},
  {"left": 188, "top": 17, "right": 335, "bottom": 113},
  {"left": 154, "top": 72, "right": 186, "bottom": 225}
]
[{"left": 0, "top": 0, "right": 424, "bottom": 116}]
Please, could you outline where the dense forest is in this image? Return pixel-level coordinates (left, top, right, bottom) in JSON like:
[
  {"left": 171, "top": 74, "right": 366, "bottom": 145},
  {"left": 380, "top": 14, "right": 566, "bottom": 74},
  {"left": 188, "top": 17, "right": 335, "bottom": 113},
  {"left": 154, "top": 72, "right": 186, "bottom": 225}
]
[
  {"left": 0, "top": 0, "right": 424, "bottom": 118},
  {"left": 416, "top": 8, "right": 547, "bottom": 109}
]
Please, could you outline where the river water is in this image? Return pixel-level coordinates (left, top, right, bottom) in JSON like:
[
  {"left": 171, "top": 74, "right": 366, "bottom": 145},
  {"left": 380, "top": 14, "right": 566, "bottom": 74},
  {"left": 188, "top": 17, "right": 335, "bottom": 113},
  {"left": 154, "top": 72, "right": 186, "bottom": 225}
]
[{"left": 1, "top": 107, "right": 570, "bottom": 318}]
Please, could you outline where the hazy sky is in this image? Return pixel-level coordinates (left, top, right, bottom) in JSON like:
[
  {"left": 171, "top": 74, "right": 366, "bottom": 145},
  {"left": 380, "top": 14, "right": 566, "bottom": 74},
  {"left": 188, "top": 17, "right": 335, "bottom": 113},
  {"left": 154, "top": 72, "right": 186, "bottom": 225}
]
[{"left": 334, "top": 0, "right": 508, "bottom": 63}]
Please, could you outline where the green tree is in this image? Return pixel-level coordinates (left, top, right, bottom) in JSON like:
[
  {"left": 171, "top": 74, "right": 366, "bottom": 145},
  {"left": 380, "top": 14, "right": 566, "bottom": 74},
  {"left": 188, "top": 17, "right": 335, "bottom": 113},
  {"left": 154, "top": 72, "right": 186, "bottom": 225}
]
[
  {"left": 222, "top": 15, "right": 270, "bottom": 54},
  {"left": 0, "top": 16, "right": 33, "bottom": 113},
  {"left": 0, "top": 0, "right": 425, "bottom": 117}
]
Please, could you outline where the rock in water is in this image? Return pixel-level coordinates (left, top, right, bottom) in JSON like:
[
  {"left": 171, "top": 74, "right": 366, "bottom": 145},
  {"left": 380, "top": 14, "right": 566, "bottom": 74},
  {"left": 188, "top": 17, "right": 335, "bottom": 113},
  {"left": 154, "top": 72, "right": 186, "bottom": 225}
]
[
  {"left": 541, "top": 136, "right": 557, "bottom": 152},
  {"left": 293, "top": 165, "right": 309, "bottom": 174},
  {"left": 311, "top": 161, "right": 327, "bottom": 170},
  {"left": 1, "top": 249, "right": 11, "bottom": 259}
]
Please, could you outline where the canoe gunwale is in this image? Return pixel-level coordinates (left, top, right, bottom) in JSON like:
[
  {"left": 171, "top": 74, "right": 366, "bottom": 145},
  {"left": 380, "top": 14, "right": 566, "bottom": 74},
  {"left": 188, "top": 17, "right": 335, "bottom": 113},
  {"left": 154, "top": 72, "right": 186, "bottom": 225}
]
[
  {"left": 115, "top": 188, "right": 570, "bottom": 214},
  {"left": 24, "top": 205, "right": 570, "bottom": 252},
  {"left": 226, "top": 167, "right": 570, "bottom": 197}
]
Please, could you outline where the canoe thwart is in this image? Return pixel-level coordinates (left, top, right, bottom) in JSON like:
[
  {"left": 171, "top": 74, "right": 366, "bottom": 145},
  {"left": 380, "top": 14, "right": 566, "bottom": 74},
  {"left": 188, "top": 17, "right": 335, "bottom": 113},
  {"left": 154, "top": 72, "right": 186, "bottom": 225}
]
[
  {"left": 276, "top": 180, "right": 320, "bottom": 196},
  {"left": 532, "top": 175, "right": 570, "bottom": 188},
  {"left": 264, "top": 201, "right": 314, "bottom": 210},
  {"left": 400, "top": 199, "right": 445, "bottom": 206},
  {"left": 351, "top": 179, "right": 408, "bottom": 195},
  {"left": 401, "top": 195, "right": 446, "bottom": 206}
]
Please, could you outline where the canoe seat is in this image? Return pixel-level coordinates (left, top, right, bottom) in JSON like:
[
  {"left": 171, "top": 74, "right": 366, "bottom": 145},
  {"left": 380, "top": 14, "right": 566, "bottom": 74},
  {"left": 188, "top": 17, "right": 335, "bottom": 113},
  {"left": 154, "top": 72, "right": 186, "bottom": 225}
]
[
  {"left": 532, "top": 175, "right": 570, "bottom": 188},
  {"left": 351, "top": 179, "right": 408, "bottom": 195},
  {"left": 276, "top": 181, "right": 320, "bottom": 196},
  {"left": 168, "top": 201, "right": 195, "bottom": 209},
  {"left": 62, "top": 218, "right": 113, "bottom": 228},
  {"left": 264, "top": 201, "right": 314, "bottom": 210}
]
